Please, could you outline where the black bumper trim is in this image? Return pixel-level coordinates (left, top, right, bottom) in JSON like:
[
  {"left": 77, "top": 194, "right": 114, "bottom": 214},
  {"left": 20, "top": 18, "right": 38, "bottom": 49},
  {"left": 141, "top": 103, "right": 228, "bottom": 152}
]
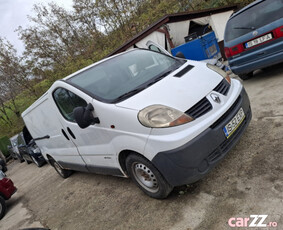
[{"left": 152, "top": 88, "right": 252, "bottom": 187}]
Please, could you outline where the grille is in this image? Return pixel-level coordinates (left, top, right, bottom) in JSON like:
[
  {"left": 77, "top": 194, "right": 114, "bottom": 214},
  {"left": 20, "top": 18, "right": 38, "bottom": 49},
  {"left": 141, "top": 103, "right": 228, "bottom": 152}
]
[
  {"left": 185, "top": 97, "right": 212, "bottom": 119},
  {"left": 213, "top": 79, "right": 230, "bottom": 95}
]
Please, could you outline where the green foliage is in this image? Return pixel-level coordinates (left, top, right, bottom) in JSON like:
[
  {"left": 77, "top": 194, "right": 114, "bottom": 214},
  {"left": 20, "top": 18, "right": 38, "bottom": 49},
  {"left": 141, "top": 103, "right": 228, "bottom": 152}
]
[
  {"left": 0, "top": 136, "right": 10, "bottom": 156},
  {"left": 0, "top": 0, "right": 255, "bottom": 139}
]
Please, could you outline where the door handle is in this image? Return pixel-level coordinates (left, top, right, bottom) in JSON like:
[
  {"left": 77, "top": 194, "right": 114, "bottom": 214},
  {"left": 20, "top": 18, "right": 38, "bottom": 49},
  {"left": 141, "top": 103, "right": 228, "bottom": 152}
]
[
  {"left": 67, "top": 127, "right": 76, "bottom": 139},
  {"left": 61, "top": 129, "right": 70, "bottom": 140}
]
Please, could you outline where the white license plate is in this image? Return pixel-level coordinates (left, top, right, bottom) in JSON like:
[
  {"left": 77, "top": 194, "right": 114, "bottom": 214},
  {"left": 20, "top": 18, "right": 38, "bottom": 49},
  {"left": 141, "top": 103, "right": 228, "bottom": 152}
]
[
  {"left": 223, "top": 108, "right": 245, "bottom": 138},
  {"left": 245, "top": 33, "right": 273, "bottom": 48}
]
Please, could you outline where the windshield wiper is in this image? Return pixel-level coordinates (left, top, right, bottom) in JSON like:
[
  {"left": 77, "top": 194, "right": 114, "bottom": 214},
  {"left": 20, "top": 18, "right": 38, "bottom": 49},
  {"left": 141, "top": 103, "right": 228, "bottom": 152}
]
[
  {"left": 115, "top": 87, "right": 146, "bottom": 101},
  {"left": 115, "top": 70, "right": 174, "bottom": 101},
  {"left": 233, "top": 26, "right": 256, "bottom": 30},
  {"left": 147, "top": 70, "right": 173, "bottom": 86}
]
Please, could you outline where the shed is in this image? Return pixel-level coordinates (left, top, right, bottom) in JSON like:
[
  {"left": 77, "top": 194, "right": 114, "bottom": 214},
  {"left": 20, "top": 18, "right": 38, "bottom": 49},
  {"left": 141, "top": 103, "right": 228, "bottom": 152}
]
[{"left": 108, "top": 5, "right": 238, "bottom": 59}]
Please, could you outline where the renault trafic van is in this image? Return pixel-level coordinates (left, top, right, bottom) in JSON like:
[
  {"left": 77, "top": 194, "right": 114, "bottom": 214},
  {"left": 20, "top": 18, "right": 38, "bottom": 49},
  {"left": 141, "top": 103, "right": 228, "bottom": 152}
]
[{"left": 22, "top": 49, "right": 251, "bottom": 198}]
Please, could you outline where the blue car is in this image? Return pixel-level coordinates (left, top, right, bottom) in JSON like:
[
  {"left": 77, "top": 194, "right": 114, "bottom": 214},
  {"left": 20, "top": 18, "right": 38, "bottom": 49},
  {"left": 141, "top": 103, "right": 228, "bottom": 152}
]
[{"left": 224, "top": 0, "right": 283, "bottom": 80}]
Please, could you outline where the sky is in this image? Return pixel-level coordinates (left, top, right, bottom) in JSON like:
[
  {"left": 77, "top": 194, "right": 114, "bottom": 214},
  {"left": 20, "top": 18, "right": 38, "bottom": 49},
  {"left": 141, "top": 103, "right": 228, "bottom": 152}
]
[{"left": 0, "top": 0, "right": 73, "bottom": 54}]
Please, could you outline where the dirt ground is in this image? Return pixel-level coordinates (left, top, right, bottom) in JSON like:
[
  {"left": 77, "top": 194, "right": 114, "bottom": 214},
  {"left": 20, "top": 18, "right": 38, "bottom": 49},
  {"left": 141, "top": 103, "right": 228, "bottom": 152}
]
[{"left": 1, "top": 63, "right": 283, "bottom": 230}]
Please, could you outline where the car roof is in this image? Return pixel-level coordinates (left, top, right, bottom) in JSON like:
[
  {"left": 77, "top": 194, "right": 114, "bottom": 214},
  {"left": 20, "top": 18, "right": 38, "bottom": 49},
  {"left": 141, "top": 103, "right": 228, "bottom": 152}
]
[{"left": 229, "top": 0, "right": 264, "bottom": 20}]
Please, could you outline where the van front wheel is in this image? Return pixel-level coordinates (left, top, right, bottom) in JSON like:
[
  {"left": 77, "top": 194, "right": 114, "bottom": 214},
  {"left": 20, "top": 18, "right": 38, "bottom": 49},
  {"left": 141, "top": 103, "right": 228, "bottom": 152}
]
[
  {"left": 126, "top": 154, "right": 173, "bottom": 199},
  {"left": 53, "top": 161, "right": 72, "bottom": 179}
]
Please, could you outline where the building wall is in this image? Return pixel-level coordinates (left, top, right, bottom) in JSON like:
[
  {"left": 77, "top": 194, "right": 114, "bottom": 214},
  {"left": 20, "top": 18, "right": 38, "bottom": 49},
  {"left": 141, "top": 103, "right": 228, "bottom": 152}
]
[
  {"left": 125, "top": 10, "right": 234, "bottom": 59},
  {"left": 167, "top": 20, "right": 191, "bottom": 46},
  {"left": 209, "top": 11, "right": 234, "bottom": 41},
  {"left": 126, "top": 31, "right": 166, "bottom": 51}
]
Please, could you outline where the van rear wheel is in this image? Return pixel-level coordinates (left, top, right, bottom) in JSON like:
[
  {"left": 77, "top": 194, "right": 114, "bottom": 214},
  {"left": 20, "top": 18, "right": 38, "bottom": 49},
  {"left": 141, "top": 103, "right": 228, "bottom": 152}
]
[
  {"left": 126, "top": 154, "right": 173, "bottom": 199},
  {"left": 53, "top": 161, "right": 72, "bottom": 179}
]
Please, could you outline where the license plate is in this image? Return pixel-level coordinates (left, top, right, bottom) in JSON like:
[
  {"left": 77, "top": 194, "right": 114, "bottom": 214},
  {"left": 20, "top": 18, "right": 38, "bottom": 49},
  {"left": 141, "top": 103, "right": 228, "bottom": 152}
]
[
  {"left": 223, "top": 108, "right": 245, "bottom": 138},
  {"left": 245, "top": 33, "right": 273, "bottom": 48}
]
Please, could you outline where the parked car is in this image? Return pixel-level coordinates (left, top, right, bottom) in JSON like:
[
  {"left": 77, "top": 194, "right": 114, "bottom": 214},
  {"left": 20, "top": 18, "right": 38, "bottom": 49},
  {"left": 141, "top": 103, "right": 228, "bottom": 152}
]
[
  {"left": 7, "top": 145, "right": 17, "bottom": 160},
  {"left": 17, "top": 127, "right": 46, "bottom": 167},
  {"left": 9, "top": 135, "right": 24, "bottom": 163},
  {"left": 224, "top": 0, "right": 283, "bottom": 80},
  {"left": 0, "top": 170, "right": 17, "bottom": 219},
  {"left": 0, "top": 159, "right": 7, "bottom": 173},
  {"left": 22, "top": 49, "right": 251, "bottom": 199}
]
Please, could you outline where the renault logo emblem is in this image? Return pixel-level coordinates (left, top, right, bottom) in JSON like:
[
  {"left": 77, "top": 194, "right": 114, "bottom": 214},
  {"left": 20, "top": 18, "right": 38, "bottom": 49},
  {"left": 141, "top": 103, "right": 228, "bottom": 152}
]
[{"left": 210, "top": 93, "right": 221, "bottom": 103}]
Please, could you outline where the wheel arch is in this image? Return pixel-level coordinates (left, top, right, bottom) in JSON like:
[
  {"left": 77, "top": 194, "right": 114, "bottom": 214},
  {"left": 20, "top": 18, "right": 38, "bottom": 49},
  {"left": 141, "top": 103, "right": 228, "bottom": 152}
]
[{"left": 118, "top": 150, "right": 149, "bottom": 176}]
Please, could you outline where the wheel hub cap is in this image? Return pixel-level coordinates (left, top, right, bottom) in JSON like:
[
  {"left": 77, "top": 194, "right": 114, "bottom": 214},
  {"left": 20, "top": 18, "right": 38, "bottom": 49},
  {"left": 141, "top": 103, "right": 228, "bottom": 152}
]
[{"left": 133, "top": 163, "right": 159, "bottom": 192}]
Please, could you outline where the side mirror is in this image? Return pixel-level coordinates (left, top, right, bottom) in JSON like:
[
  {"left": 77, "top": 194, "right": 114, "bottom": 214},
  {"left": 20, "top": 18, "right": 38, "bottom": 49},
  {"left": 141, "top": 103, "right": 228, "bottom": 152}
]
[{"left": 73, "top": 103, "right": 100, "bottom": 129}]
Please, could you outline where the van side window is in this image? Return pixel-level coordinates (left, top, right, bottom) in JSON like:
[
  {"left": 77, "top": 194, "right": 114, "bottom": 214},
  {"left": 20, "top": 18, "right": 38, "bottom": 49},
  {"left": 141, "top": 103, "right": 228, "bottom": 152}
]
[{"left": 53, "top": 88, "right": 87, "bottom": 122}]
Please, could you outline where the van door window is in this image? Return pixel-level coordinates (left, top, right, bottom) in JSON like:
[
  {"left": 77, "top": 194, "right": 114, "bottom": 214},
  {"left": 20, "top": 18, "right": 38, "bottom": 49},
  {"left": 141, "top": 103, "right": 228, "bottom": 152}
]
[{"left": 53, "top": 88, "right": 87, "bottom": 122}]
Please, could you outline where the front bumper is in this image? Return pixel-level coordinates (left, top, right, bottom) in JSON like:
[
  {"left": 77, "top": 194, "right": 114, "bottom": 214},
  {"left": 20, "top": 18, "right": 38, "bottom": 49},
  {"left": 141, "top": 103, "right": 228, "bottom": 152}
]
[{"left": 152, "top": 88, "right": 252, "bottom": 187}]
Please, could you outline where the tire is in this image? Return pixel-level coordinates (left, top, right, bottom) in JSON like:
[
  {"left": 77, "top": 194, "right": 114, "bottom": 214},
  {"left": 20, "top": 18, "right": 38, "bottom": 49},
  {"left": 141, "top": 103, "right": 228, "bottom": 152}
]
[
  {"left": 17, "top": 154, "right": 24, "bottom": 163},
  {"left": 2, "top": 166, "right": 7, "bottom": 173},
  {"left": 0, "top": 196, "right": 6, "bottom": 220},
  {"left": 126, "top": 154, "right": 173, "bottom": 199},
  {"left": 23, "top": 156, "right": 32, "bottom": 165},
  {"left": 53, "top": 161, "right": 72, "bottom": 179},
  {"left": 238, "top": 72, "right": 253, "bottom": 80},
  {"left": 31, "top": 156, "right": 44, "bottom": 168}
]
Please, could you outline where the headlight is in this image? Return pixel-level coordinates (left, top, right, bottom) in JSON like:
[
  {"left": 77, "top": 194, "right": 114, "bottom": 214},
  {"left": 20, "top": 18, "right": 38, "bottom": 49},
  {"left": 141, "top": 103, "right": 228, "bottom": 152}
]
[
  {"left": 207, "top": 63, "right": 231, "bottom": 84},
  {"left": 138, "top": 105, "right": 193, "bottom": 128}
]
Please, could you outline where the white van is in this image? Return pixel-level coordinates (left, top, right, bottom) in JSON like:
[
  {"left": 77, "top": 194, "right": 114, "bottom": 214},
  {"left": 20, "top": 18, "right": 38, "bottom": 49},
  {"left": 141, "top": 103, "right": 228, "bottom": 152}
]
[{"left": 22, "top": 49, "right": 252, "bottom": 199}]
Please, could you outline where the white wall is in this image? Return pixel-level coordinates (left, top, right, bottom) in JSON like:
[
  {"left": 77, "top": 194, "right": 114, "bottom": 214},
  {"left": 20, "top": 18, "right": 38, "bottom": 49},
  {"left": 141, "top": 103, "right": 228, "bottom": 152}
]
[
  {"left": 209, "top": 11, "right": 234, "bottom": 41},
  {"left": 167, "top": 20, "right": 191, "bottom": 46},
  {"left": 125, "top": 10, "right": 234, "bottom": 51},
  {"left": 126, "top": 31, "right": 166, "bottom": 51}
]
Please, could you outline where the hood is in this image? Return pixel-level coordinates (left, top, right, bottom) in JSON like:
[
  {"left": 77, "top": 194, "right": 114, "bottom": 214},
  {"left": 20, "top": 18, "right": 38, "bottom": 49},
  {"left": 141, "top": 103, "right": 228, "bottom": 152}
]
[{"left": 116, "top": 61, "right": 223, "bottom": 112}]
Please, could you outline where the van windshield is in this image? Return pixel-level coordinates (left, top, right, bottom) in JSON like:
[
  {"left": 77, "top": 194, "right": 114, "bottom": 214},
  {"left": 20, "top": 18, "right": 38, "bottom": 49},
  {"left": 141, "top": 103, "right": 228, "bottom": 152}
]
[
  {"left": 225, "top": 0, "right": 283, "bottom": 42},
  {"left": 67, "top": 49, "right": 185, "bottom": 103}
]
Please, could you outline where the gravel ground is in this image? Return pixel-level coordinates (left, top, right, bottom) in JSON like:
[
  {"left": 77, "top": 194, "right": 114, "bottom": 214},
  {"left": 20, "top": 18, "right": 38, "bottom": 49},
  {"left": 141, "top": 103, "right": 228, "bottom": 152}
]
[{"left": 1, "top": 63, "right": 283, "bottom": 230}]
